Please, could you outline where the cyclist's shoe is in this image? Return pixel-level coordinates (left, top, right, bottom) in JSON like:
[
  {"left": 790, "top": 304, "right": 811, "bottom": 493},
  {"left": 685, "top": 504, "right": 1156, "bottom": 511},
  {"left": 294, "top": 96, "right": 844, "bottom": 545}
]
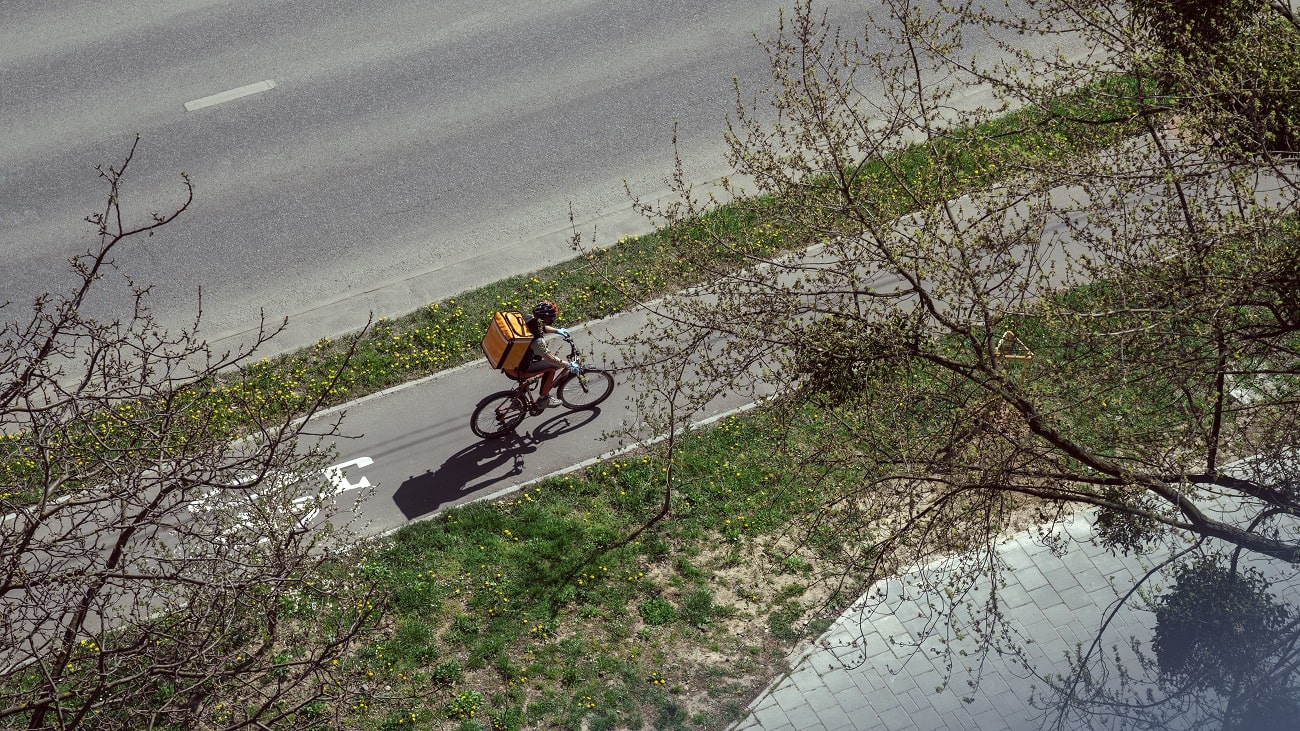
[{"left": 542, "top": 395, "right": 563, "bottom": 409}]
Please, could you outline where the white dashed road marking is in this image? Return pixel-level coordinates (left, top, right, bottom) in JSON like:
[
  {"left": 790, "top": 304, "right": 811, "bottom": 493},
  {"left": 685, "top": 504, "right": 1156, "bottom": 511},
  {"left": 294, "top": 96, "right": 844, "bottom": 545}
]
[{"left": 184, "top": 80, "right": 277, "bottom": 111}]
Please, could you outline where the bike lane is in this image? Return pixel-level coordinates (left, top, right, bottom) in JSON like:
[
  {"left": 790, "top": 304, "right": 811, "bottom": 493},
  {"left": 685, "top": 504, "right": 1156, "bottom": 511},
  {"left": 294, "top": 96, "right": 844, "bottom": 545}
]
[{"left": 312, "top": 310, "right": 758, "bottom": 538}]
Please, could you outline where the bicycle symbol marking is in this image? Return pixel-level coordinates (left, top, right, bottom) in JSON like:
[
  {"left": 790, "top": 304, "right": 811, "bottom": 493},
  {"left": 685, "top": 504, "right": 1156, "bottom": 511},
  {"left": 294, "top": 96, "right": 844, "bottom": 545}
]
[{"left": 189, "top": 456, "right": 376, "bottom": 539}]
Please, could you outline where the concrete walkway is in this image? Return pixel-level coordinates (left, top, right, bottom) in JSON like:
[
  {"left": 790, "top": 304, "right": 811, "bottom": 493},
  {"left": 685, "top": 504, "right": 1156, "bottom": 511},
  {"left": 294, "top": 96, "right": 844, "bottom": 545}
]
[{"left": 729, "top": 510, "right": 1300, "bottom": 731}]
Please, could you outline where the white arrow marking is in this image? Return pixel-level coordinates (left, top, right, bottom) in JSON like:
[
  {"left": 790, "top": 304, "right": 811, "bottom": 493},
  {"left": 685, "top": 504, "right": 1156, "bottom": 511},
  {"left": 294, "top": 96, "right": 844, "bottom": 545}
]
[{"left": 323, "top": 456, "right": 374, "bottom": 495}]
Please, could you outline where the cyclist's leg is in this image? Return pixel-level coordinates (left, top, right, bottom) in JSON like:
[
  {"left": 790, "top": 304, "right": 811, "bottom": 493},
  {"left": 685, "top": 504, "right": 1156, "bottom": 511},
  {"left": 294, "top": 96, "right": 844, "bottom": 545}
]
[{"left": 522, "top": 361, "right": 558, "bottom": 396}]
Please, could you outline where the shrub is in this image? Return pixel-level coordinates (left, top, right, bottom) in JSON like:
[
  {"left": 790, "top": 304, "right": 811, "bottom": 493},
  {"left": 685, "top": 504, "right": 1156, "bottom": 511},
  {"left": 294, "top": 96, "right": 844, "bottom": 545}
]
[
  {"left": 446, "top": 690, "right": 484, "bottom": 721},
  {"left": 638, "top": 597, "right": 677, "bottom": 626},
  {"left": 432, "top": 660, "right": 464, "bottom": 686},
  {"left": 490, "top": 706, "right": 525, "bottom": 731},
  {"left": 680, "top": 589, "right": 716, "bottom": 628}
]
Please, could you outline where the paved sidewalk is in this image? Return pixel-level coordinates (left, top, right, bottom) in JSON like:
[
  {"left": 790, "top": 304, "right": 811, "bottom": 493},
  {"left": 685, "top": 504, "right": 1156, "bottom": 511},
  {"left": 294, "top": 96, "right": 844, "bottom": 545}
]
[{"left": 729, "top": 511, "right": 1300, "bottom": 731}]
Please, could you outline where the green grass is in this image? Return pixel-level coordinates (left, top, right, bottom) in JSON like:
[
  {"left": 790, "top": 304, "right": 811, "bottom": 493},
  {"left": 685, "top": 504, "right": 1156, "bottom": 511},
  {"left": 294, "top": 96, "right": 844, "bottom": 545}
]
[{"left": 321, "top": 410, "right": 836, "bottom": 730}]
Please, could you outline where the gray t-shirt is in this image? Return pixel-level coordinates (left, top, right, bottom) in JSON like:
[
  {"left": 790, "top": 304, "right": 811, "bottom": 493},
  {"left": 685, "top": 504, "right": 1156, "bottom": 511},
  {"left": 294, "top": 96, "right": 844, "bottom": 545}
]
[
  {"left": 524, "top": 316, "right": 556, "bottom": 366},
  {"left": 528, "top": 332, "right": 554, "bottom": 363}
]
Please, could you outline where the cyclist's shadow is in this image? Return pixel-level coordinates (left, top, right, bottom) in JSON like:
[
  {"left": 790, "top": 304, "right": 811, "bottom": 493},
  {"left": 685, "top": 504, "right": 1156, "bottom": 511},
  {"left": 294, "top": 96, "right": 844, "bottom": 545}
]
[{"left": 392, "top": 408, "right": 603, "bottom": 520}]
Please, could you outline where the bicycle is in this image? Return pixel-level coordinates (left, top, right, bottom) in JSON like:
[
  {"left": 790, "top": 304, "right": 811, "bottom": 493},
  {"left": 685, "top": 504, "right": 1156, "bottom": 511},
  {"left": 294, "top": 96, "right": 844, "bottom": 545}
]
[{"left": 470, "top": 335, "right": 615, "bottom": 439}]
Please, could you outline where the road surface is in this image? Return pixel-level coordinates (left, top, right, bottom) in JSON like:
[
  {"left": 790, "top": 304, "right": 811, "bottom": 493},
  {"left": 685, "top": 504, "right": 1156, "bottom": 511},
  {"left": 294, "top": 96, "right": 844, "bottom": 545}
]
[
  {"left": 1, "top": 0, "right": 1062, "bottom": 357},
  {"left": 2, "top": 0, "right": 825, "bottom": 355}
]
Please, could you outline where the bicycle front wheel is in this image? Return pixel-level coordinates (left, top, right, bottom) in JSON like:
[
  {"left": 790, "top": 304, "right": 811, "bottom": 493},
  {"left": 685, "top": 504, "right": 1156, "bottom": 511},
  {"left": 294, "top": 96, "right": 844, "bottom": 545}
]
[
  {"left": 557, "top": 368, "right": 615, "bottom": 410},
  {"left": 470, "top": 391, "right": 528, "bottom": 439}
]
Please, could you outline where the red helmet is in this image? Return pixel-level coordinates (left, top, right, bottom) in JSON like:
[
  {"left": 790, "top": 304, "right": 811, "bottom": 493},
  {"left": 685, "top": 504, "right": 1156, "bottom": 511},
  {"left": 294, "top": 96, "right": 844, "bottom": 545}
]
[{"left": 532, "top": 300, "right": 558, "bottom": 324}]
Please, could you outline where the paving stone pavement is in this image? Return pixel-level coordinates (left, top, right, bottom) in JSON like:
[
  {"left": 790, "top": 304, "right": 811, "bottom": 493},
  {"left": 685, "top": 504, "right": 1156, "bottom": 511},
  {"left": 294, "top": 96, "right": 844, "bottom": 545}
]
[{"left": 728, "top": 510, "right": 1300, "bottom": 731}]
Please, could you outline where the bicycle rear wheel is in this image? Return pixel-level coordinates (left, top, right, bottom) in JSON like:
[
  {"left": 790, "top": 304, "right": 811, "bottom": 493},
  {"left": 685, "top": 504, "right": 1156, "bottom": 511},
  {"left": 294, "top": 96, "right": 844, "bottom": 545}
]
[
  {"left": 557, "top": 368, "right": 615, "bottom": 410},
  {"left": 470, "top": 391, "right": 528, "bottom": 439}
]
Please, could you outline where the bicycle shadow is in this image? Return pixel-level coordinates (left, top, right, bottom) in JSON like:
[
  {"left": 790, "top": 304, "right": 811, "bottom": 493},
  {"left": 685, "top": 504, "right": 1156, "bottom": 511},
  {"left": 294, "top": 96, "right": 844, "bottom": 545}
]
[
  {"left": 392, "top": 407, "right": 603, "bottom": 520},
  {"left": 528, "top": 407, "right": 601, "bottom": 442}
]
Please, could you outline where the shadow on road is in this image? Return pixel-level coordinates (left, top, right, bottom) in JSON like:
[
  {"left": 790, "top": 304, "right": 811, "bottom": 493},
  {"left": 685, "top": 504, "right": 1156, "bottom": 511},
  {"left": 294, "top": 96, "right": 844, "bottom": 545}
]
[{"left": 392, "top": 408, "right": 603, "bottom": 520}]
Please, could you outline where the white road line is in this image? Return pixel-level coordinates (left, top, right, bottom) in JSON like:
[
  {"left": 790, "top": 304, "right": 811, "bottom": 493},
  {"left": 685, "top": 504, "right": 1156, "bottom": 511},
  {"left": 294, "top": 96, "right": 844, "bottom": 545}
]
[{"left": 184, "top": 80, "right": 276, "bottom": 112}]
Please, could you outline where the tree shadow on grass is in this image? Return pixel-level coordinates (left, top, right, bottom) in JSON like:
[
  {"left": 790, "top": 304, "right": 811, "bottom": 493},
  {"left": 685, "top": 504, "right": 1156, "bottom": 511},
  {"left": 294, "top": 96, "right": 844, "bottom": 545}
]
[{"left": 513, "top": 460, "right": 679, "bottom": 618}]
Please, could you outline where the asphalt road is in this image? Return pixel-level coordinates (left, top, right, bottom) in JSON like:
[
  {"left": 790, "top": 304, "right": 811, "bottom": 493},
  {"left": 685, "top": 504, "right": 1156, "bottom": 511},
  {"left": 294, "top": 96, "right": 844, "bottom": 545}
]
[
  {"left": 2, "top": 0, "right": 1063, "bottom": 358},
  {"left": 2, "top": 0, "right": 838, "bottom": 355}
]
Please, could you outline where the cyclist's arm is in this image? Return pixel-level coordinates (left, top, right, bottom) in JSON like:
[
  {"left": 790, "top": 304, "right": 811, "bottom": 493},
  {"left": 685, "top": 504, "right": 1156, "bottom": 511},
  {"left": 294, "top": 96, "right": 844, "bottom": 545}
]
[{"left": 532, "top": 335, "right": 568, "bottom": 368}]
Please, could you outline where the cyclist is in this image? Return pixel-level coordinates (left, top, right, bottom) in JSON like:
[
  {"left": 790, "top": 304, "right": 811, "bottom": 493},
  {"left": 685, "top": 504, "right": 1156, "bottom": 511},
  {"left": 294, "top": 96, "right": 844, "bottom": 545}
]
[{"left": 510, "top": 300, "right": 578, "bottom": 408}]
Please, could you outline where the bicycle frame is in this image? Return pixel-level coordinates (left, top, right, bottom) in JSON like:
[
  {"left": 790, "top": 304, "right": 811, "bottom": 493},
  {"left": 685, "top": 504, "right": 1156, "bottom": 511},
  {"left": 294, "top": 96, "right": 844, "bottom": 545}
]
[
  {"left": 506, "top": 340, "right": 583, "bottom": 409},
  {"left": 469, "top": 335, "right": 616, "bottom": 439}
]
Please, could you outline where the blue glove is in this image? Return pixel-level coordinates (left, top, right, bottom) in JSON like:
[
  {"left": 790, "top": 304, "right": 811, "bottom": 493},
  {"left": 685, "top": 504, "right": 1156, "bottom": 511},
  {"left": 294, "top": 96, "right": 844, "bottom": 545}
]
[
  {"left": 556, "top": 327, "right": 570, "bottom": 339},
  {"left": 566, "top": 361, "right": 580, "bottom": 375}
]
